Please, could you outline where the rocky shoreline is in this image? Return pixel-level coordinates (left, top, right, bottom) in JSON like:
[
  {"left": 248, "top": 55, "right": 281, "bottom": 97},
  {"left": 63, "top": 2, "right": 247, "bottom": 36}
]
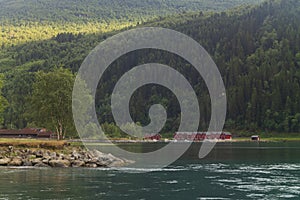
[{"left": 0, "top": 147, "right": 134, "bottom": 168}]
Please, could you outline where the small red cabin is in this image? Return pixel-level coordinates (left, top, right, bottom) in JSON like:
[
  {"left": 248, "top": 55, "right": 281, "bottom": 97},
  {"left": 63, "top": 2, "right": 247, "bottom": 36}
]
[
  {"left": 220, "top": 132, "right": 232, "bottom": 140},
  {"left": 144, "top": 134, "right": 162, "bottom": 141}
]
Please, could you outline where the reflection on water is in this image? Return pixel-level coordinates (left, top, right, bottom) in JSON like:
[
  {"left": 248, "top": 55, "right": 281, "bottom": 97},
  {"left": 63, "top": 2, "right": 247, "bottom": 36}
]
[{"left": 0, "top": 142, "right": 300, "bottom": 199}]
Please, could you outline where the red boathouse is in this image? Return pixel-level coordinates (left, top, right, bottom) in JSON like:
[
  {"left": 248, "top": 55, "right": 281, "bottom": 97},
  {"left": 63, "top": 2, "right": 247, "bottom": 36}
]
[
  {"left": 143, "top": 134, "right": 162, "bottom": 141},
  {"left": 0, "top": 128, "right": 54, "bottom": 139},
  {"left": 174, "top": 132, "right": 232, "bottom": 141}
]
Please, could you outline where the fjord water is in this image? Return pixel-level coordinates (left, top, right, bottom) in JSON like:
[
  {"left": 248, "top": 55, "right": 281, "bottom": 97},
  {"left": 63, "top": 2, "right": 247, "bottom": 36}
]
[{"left": 1, "top": 142, "right": 300, "bottom": 199}]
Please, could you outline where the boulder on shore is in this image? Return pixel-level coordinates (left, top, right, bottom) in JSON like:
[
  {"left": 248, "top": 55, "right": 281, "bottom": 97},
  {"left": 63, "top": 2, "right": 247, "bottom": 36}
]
[
  {"left": 8, "top": 157, "right": 23, "bottom": 166},
  {"left": 88, "top": 149, "right": 134, "bottom": 167},
  {"left": 35, "top": 162, "right": 51, "bottom": 168},
  {"left": 49, "top": 159, "right": 71, "bottom": 168},
  {"left": 0, "top": 157, "right": 11, "bottom": 166}
]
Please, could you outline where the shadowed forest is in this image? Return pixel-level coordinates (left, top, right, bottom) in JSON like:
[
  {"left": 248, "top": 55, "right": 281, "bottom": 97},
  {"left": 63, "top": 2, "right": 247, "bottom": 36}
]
[{"left": 0, "top": 0, "right": 299, "bottom": 138}]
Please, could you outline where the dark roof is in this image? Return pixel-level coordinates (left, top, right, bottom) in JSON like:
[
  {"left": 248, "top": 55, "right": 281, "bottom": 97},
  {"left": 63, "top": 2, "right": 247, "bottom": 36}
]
[{"left": 0, "top": 128, "right": 53, "bottom": 136}]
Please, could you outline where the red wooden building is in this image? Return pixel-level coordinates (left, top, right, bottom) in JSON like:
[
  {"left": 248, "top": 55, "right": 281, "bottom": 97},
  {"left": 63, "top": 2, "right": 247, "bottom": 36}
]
[
  {"left": 143, "top": 134, "right": 162, "bottom": 141},
  {"left": 174, "top": 132, "right": 232, "bottom": 141},
  {"left": 220, "top": 132, "right": 232, "bottom": 140},
  {"left": 0, "top": 128, "right": 54, "bottom": 138}
]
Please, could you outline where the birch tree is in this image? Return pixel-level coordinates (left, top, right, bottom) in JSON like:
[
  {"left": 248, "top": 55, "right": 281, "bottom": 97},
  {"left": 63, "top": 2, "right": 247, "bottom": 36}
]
[{"left": 28, "top": 68, "right": 75, "bottom": 140}]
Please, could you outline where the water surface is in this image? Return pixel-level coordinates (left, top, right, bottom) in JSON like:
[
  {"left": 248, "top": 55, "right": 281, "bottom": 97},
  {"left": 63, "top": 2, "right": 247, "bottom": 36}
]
[{"left": 1, "top": 142, "right": 300, "bottom": 199}]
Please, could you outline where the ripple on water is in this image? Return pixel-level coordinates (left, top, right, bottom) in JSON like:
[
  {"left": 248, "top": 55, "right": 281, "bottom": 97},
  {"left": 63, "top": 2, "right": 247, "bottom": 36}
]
[
  {"left": 197, "top": 197, "right": 230, "bottom": 200},
  {"left": 163, "top": 180, "right": 178, "bottom": 184},
  {"left": 278, "top": 194, "right": 297, "bottom": 198},
  {"left": 110, "top": 167, "right": 187, "bottom": 173},
  {"left": 197, "top": 163, "right": 300, "bottom": 199}
]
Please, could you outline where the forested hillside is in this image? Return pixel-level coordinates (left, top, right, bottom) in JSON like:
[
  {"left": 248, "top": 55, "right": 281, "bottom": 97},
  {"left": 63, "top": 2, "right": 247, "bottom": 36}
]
[
  {"left": 0, "top": 0, "right": 263, "bottom": 23},
  {"left": 97, "top": 0, "right": 300, "bottom": 134},
  {"left": 0, "top": 0, "right": 262, "bottom": 46},
  {"left": 157, "top": 0, "right": 300, "bottom": 133},
  {"left": 1, "top": 0, "right": 299, "bottom": 137}
]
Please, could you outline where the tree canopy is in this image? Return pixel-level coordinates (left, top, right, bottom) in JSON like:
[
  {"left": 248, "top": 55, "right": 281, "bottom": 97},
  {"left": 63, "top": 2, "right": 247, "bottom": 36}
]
[
  {"left": 0, "top": 74, "right": 8, "bottom": 124},
  {"left": 27, "top": 68, "right": 75, "bottom": 139}
]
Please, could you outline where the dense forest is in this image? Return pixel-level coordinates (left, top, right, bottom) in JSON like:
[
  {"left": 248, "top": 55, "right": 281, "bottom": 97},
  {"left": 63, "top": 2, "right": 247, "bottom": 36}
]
[
  {"left": 0, "top": 0, "right": 299, "bottom": 138},
  {"left": 0, "top": 0, "right": 262, "bottom": 46},
  {"left": 0, "top": 0, "right": 263, "bottom": 23}
]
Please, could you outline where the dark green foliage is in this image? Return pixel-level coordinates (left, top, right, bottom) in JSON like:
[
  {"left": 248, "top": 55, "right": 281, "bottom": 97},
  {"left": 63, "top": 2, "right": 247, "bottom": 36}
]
[
  {"left": 0, "top": 74, "right": 8, "bottom": 125},
  {"left": 96, "top": 0, "right": 300, "bottom": 134},
  {"left": 0, "top": 0, "right": 300, "bottom": 137},
  {"left": 26, "top": 68, "right": 75, "bottom": 139},
  {"left": 2, "top": 70, "right": 34, "bottom": 129}
]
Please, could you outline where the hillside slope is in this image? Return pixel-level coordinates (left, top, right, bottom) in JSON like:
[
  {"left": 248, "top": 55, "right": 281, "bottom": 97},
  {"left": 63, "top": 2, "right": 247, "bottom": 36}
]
[
  {"left": 0, "top": 0, "right": 263, "bottom": 47},
  {"left": 152, "top": 0, "right": 300, "bottom": 132},
  {"left": 0, "top": 0, "right": 263, "bottom": 23},
  {"left": 1, "top": 0, "right": 300, "bottom": 135}
]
